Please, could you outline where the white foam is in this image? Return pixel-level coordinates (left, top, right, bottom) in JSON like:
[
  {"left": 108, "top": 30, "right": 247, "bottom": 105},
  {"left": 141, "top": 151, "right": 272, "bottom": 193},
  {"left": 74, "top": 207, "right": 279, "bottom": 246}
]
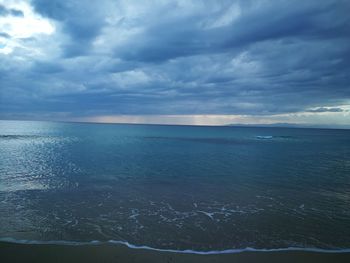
[
  {"left": 198, "top": 211, "right": 215, "bottom": 220},
  {"left": 255, "top": 136, "right": 273, "bottom": 139},
  {"left": 1, "top": 237, "right": 350, "bottom": 255}
]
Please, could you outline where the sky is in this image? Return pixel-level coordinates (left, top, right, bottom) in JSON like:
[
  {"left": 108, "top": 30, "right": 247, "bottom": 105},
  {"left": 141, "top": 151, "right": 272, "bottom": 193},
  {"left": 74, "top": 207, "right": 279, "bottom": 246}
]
[{"left": 0, "top": 0, "right": 349, "bottom": 127}]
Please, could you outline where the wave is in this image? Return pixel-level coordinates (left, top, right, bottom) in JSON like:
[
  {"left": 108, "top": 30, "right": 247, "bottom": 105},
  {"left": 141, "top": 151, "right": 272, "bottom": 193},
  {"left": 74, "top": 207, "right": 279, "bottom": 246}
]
[
  {"left": 1, "top": 238, "right": 349, "bottom": 255},
  {"left": 0, "top": 135, "right": 47, "bottom": 140},
  {"left": 255, "top": 135, "right": 295, "bottom": 140},
  {"left": 255, "top": 136, "right": 274, "bottom": 139}
]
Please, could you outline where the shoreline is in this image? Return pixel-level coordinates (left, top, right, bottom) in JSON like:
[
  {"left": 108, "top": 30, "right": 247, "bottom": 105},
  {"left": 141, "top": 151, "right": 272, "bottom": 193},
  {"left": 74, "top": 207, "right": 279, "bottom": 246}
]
[
  {"left": 2, "top": 238, "right": 350, "bottom": 255},
  {"left": 1, "top": 241, "right": 350, "bottom": 263}
]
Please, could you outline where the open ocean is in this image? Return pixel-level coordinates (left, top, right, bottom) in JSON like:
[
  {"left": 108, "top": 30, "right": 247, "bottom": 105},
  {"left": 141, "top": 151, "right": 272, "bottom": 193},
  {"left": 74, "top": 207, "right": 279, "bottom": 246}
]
[{"left": 0, "top": 120, "right": 349, "bottom": 252}]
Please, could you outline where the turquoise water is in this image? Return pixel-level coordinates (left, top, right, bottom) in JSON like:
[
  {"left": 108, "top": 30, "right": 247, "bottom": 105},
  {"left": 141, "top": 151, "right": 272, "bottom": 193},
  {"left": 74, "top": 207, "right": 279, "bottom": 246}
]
[{"left": 0, "top": 120, "right": 350, "bottom": 251}]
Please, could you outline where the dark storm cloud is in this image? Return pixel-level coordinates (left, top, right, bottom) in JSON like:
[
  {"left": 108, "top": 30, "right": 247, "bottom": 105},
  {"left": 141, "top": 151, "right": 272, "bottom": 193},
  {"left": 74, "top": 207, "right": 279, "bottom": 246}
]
[
  {"left": 114, "top": 1, "right": 349, "bottom": 63},
  {"left": 31, "top": 0, "right": 108, "bottom": 57},
  {"left": 1, "top": 0, "right": 350, "bottom": 122}
]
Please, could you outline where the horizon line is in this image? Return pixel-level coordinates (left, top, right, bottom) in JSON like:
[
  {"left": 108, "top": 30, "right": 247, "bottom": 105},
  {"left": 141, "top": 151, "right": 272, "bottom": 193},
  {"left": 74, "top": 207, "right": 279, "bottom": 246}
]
[{"left": 1, "top": 118, "right": 349, "bottom": 130}]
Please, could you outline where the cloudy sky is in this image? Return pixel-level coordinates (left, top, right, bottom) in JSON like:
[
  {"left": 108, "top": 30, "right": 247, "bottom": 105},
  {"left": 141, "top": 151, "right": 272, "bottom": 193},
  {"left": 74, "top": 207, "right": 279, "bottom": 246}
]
[{"left": 0, "top": 0, "right": 349, "bottom": 126}]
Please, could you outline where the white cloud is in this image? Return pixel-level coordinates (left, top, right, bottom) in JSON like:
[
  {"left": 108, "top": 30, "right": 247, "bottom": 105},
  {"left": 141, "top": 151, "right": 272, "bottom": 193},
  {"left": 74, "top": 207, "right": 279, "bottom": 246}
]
[{"left": 0, "top": 0, "right": 55, "bottom": 54}]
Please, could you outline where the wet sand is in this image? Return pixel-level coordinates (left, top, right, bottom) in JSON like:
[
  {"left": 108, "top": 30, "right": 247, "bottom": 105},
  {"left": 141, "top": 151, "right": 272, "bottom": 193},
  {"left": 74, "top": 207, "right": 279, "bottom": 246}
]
[{"left": 1, "top": 241, "right": 350, "bottom": 263}]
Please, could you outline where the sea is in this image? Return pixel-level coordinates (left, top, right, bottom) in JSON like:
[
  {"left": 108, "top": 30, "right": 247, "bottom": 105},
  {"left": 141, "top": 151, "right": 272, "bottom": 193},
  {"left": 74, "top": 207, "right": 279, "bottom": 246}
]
[{"left": 0, "top": 120, "right": 349, "bottom": 253}]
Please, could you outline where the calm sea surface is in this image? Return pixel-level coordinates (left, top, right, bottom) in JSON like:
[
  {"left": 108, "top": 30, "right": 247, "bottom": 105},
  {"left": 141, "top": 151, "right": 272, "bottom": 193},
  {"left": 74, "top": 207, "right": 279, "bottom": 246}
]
[{"left": 0, "top": 120, "right": 349, "bottom": 251}]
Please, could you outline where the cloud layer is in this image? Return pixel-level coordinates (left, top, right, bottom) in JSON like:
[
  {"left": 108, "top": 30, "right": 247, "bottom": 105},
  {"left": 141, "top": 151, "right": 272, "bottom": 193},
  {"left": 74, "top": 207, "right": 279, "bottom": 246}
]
[{"left": 0, "top": 0, "right": 349, "bottom": 125}]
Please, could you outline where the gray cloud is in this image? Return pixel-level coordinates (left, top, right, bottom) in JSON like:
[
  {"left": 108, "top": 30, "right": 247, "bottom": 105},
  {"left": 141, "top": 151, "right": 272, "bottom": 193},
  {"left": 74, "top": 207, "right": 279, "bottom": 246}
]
[
  {"left": 31, "top": 0, "right": 111, "bottom": 57},
  {"left": 0, "top": 4, "right": 24, "bottom": 17},
  {"left": 0, "top": 32, "right": 10, "bottom": 38},
  {"left": 0, "top": 0, "right": 350, "bottom": 124},
  {"left": 307, "top": 107, "right": 345, "bottom": 113}
]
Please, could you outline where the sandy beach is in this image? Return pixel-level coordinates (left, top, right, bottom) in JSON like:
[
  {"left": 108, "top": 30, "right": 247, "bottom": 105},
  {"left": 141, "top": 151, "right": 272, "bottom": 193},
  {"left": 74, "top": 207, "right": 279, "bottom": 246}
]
[{"left": 0, "top": 241, "right": 349, "bottom": 263}]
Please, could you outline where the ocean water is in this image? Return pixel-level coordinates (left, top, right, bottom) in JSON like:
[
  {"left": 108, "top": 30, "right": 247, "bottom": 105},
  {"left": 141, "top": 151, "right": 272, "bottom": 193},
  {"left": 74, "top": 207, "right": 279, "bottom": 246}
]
[{"left": 0, "top": 120, "right": 350, "bottom": 251}]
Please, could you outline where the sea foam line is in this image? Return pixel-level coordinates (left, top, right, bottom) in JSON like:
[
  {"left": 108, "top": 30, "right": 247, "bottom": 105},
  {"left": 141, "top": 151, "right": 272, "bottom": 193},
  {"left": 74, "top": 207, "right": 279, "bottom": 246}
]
[{"left": 1, "top": 238, "right": 350, "bottom": 255}]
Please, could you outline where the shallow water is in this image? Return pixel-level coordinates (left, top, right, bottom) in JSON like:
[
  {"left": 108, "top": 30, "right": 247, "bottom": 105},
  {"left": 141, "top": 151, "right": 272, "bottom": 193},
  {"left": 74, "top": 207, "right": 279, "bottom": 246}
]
[{"left": 0, "top": 120, "right": 350, "bottom": 251}]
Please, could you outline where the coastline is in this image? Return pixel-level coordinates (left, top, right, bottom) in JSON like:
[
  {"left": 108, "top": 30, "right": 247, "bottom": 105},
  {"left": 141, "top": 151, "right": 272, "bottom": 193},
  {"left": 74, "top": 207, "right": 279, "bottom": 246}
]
[{"left": 1, "top": 241, "right": 350, "bottom": 263}]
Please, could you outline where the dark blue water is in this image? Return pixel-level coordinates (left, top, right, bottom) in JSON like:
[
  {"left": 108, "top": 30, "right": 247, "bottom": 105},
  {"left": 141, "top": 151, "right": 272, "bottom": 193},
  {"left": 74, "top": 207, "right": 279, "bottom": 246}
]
[{"left": 0, "top": 120, "right": 350, "bottom": 251}]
